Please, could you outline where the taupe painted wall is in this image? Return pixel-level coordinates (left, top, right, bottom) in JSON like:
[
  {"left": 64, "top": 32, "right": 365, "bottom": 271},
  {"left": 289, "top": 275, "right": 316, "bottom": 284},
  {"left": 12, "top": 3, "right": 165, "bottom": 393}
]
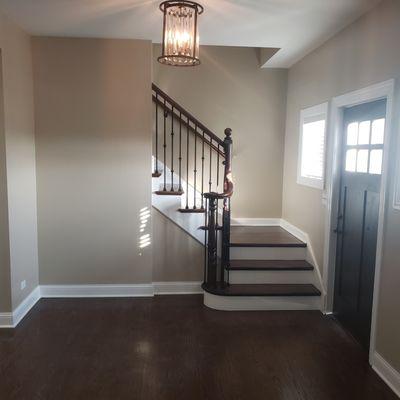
[
  {"left": 282, "top": 0, "right": 400, "bottom": 371},
  {"left": 0, "top": 12, "right": 38, "bottom": 312},
  {"left": 32, "top": 38, "right": 153, "bottom": 285},
  {"left": 0, "top": 49, "right": 11, "bottom": 313},
  {"left": 152, "top": 209, "right": 203, "bottom": 282},
  {"left": 153, "top": 44, "right": 287, "bottom": 218}
]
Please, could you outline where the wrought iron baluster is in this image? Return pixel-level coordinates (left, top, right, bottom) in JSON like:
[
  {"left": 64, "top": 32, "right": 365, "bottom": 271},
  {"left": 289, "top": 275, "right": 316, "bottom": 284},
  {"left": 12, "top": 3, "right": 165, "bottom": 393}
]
[
  {"left": 209, "top": 138, "right": 212, "bottom": 193},
  {"left": 163, "top": 99, "right": 167, "bottom": 191},
  {"left": 193, "top": 125, "right": 197, "bottom": 209},
  {"left": 201, "top": 130, "right": 205, "bottom": 209},
  {"left": 155, "top": 93, "right": 159, "bottom": 175},
  {"left": 217, "top": 144, "right": 220, "bottom": 189},
  {"left": 170, "top": 106, "right": 174, "bottom": 191},
  {"left": 178, "top": 112, "right": 182, "bottom": 192},
  {"left": 185, "top": 118, "right": 190, "bottom": 209}
]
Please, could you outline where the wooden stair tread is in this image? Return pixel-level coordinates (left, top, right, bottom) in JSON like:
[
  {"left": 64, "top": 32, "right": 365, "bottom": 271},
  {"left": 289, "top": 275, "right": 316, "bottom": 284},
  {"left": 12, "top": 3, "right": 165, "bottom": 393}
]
[
  {"left": 178, "top": 208, "right": 205, "bottom": 213},
  {"left": 154, "top": 190, "right": 184, "bottom": 196},
  {"left": 228, "top": 260, "right": 314, "bottom": 271},
  {"left": 230, "top": 226, "right": 306, "bottom": 248},
  {"left": 202, "top": 283, "right": 321, "bottom": 297}
]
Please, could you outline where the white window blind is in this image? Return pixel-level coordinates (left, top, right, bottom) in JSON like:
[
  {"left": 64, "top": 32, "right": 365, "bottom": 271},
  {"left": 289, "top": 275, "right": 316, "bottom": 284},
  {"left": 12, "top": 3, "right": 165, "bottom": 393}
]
[{"left": 297, "top": 103, "right": 328, "bottom": 189}]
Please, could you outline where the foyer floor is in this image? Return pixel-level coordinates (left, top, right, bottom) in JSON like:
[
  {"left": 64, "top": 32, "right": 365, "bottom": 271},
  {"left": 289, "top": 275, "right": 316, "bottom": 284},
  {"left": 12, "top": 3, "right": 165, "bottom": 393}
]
[{"left": 0, "top": 295, "right": 397, "bottom": 400}]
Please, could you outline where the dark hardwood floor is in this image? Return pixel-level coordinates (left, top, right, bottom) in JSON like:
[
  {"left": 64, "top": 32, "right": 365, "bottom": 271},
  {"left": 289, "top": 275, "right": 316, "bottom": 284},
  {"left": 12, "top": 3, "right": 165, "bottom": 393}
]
[{"left": 0, "top": 296, "right": 397, "bottom": 400}]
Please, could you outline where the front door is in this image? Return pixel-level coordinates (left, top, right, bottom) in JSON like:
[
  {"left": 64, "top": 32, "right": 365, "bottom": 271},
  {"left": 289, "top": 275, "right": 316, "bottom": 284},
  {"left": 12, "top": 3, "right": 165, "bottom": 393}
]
[{"left": 333, "top": 99, "right": 386, "bottom": 349}]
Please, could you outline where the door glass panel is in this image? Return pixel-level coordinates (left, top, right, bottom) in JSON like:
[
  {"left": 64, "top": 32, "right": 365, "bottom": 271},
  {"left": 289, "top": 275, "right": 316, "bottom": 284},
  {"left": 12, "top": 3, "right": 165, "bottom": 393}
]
[
  {"left": 356, "top": 149, "right": 369, "bottom": 173},
  {"left": 371, "top": 118, "right": 385, "bottom": 145},
  {"left": 369, "top": 149, "right": 383, "bottom": 175},
  {"left": 358, "top": 121, "right": 371, "bottom": 145},
  {"left": 347, "top": 122, "right": 358, "bottom": 145},
  {"left": 345, "top": 149, "right": 357, "bottom": 172}
]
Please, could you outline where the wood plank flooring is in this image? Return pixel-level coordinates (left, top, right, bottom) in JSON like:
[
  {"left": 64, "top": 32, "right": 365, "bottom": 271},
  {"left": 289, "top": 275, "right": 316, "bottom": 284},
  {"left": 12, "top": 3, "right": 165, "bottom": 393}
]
[
  {"left": 0, "top": 296, "right": 397, "bottom": 400},
  {"left": 230, "top": 226, "right": 306, "bottom": 247}
]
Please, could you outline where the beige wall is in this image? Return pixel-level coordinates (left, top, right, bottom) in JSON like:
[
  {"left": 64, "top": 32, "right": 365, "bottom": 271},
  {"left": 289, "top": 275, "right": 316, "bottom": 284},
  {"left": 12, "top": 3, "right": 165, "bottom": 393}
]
[
  {"left": 153, "top": 44, "right": 287, "bottom": 218},
  {"left": 282, "top": 0, "right": 400, "bottom": 371},
  {"left": 32, "top": 37, "right": 153, "bottom": 285},
  {"left": 0, "top": 12, "right": 38, "bottom": 311},
  {"left": 152, "top": 209, "right": 203, "bottom": 282},
  {"left": 0, "top": 49, "right": 11, "bottom": 312}
]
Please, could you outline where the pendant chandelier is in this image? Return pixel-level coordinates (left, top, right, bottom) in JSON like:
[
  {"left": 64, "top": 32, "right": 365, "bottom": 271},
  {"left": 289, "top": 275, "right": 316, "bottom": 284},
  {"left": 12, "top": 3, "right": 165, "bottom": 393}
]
[{"left": 158, "top": 1, "right": 204, "bottom": 67}]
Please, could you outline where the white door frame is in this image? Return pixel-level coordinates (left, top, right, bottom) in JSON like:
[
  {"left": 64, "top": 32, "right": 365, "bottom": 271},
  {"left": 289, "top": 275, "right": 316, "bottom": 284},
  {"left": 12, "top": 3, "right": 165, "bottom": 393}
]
[{"left": 322, "top": 79, "right": 395, "bottom": 363}]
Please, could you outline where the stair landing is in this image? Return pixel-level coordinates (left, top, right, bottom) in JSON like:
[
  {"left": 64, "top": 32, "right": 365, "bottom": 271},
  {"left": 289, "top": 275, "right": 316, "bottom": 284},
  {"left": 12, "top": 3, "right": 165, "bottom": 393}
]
[{"left": 230, "top": 226, "right": 306, "bottom": 247}]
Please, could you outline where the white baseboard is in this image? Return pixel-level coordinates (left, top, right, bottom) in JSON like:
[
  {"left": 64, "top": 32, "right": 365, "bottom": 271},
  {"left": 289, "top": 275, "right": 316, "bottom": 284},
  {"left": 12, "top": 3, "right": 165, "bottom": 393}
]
[
  {"left": 0, "top": 287, "right": 41, "bottom": 328},
  {"left": 280, "top": 219, "right": 326, "bottom": 303},
  {"left": 280, "top": 219, "right": 308, "bottom": 243},
  {"left": 372, "top": 352, "right": 400, "bottom": 398},
  {"left": 0, "top": 312, "right": 13, "bottom": 328},
  {"left": 0, "top": 281, "right": 204, "bottom": 328},
  {"left": 231, "top": 218, "right": 281, "bottom": 226},
  {"left": 12, "top": 287, "right": 41, "bottom": 327},
  {"left": 40, "top": 284, "right": 155, "bottom": 298},
  {"left": 153, "top": 281, "right": 202, "bottom": 295}
]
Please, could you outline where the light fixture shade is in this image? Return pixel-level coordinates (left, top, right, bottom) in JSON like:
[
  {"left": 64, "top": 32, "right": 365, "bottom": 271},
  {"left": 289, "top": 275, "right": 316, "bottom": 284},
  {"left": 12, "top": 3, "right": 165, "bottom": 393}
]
[{"left": 158, "top": 1, "right": 203, "bottom": 67}]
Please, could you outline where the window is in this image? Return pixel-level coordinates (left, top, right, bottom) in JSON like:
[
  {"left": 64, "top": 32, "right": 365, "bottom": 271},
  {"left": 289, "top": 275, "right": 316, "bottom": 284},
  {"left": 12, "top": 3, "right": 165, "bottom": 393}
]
[
  {"left": 297, "top": 103, "right": 328, "bottom": 189},
  {"left": 344, "top": 117, "right": 385, "bottom": 175}
]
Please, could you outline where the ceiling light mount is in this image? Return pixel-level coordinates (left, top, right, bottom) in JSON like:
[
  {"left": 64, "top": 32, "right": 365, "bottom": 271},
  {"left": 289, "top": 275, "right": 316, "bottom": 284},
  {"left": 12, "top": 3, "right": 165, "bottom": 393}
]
[{"left": 158, "top": 1, "right": 204, "bottom": 67}]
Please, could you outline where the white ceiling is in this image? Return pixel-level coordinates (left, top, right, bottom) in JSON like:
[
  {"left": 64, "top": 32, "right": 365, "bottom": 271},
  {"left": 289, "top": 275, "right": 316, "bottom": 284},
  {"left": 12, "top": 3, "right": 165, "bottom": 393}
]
[{"left": 0, "top": 0, "right": 381, "bottom": 68}]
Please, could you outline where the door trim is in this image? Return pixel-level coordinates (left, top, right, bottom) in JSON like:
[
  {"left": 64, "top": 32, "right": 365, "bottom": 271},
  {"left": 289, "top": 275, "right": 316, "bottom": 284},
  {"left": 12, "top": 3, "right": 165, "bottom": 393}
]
[{"left": 323, "top": 79, "right": 395, "bottom": 363}]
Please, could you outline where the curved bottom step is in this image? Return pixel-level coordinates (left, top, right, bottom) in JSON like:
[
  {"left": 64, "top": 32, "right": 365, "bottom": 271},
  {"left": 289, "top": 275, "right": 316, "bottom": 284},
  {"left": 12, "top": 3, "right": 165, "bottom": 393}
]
[
  {"left": 202, "top": 283, "right": 321, "bottom": 311},
  {"left": 204, "top": 292, "right": 321, "bottom": 311}
]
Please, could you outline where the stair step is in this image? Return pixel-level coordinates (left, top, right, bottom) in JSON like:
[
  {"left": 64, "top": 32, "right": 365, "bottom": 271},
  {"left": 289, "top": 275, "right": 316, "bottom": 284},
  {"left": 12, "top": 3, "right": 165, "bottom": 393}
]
[
  {"left": 228, "top": 259, "right": 314, "bottom": 271},
  {"left": 152, "top": 171, "right": 162, "bottom": 178},
  {"left": 230, "top": 226, "right": 306, "bottom": 248},
  {"left": 154, "top": 190, "right": 184, "bottom": 196},
  {"left": 202, "top": 283, "right": 321, "bottom": 297},
  {"left": 178, "top": 208, "right": 205, "bottom": 214}
]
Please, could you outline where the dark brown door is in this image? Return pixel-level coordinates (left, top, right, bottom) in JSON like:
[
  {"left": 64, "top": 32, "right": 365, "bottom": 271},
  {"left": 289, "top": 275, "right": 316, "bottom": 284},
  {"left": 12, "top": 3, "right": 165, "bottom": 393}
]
[{"left": 333, "top": 99, "right": 386, "bottom": 349}]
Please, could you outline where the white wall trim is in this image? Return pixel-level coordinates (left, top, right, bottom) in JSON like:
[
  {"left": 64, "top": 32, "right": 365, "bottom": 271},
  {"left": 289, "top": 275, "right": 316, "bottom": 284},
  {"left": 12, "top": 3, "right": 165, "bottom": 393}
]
[
  {"left": 153, "top": 281, "right": 203, "bottom": 295},
  {"left": 372, "top": 352, "right": 400, "bottom": 398},
  {"left": 0, "top": 312, "right": 13, "bottom": 328},
  {"left": 322, "top": 79, "right": 395, "bottom": 365},
  {"left": 231, "top": 218, "right": 281, "bottom": 226},
  {"left": 280, "top": 219, "right": 326, "bottom": 304},
  {"left": 0, "top": 287, "right": 41, "bottom": 328},
  {"left": 0, "top": 281, "right": 206, "bottom": 328},
  {"left": 280, "top": 219, "right": 307, "bottom": 243},
  {"left": 40, "top": 284, "right": 155, "bottom": 298},
  {"left": 12, "top": 287, "right": 41, "bottom": 327}
]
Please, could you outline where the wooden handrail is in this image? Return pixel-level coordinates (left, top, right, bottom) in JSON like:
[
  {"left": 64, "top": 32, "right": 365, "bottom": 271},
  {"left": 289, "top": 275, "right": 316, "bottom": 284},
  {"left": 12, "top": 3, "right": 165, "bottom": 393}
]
[
  {"left": 153, "top": 96, "right": 225, "bottom": 158},
  {"left": 152, "top": 83, "right": 224, "bottom": 147}
]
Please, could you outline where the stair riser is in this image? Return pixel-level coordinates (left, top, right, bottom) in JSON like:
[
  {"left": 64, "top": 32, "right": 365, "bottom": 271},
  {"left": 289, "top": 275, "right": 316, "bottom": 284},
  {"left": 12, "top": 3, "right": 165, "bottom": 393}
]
[
  {"left": 229, "top": 270, "right": 315, "bottom": 285},
  {"left": 204, "top": 292, "right": 321, "bottom": 311},
  {"left": 230, "top": 247, "right": 307, "bottom": 260}
]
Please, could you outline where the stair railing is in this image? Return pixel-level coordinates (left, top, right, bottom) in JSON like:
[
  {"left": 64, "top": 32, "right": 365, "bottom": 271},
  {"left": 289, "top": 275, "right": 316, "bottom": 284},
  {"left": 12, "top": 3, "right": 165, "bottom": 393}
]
[
  {"left": 152, "top": 84, "right": 225, "bottom": 211},
  {"left": 151, "top": 84, "right": 233, "bottom": 288},
  {"left": 203, "top": 128, "right": 233, "bottom": 289}
]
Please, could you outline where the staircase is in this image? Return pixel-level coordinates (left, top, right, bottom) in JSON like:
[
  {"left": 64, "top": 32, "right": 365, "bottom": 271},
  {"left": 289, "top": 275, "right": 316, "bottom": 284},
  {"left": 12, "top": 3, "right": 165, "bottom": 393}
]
[{"left": 152, "top": 84, "right": 321, "bottom": 311}]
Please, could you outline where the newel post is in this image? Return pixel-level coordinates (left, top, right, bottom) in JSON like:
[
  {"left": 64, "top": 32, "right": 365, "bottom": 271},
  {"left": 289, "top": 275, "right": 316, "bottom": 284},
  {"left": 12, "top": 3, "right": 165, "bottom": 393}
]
[
  {"left": 205, "top": 194, "right": 218, "bottom": 286},
  {"left": 221, "top": 129, "right": 232, "bottom": 284}
]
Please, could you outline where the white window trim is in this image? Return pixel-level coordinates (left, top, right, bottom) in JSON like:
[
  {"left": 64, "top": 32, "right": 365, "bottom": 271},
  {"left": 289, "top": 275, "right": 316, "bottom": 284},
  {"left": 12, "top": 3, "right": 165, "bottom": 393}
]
[
  {"left": 394, "top": 137, "right": 400, "bottom": 210},
  {"left": 297, "top": 102, "right": 329, "bottom": 190}
]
